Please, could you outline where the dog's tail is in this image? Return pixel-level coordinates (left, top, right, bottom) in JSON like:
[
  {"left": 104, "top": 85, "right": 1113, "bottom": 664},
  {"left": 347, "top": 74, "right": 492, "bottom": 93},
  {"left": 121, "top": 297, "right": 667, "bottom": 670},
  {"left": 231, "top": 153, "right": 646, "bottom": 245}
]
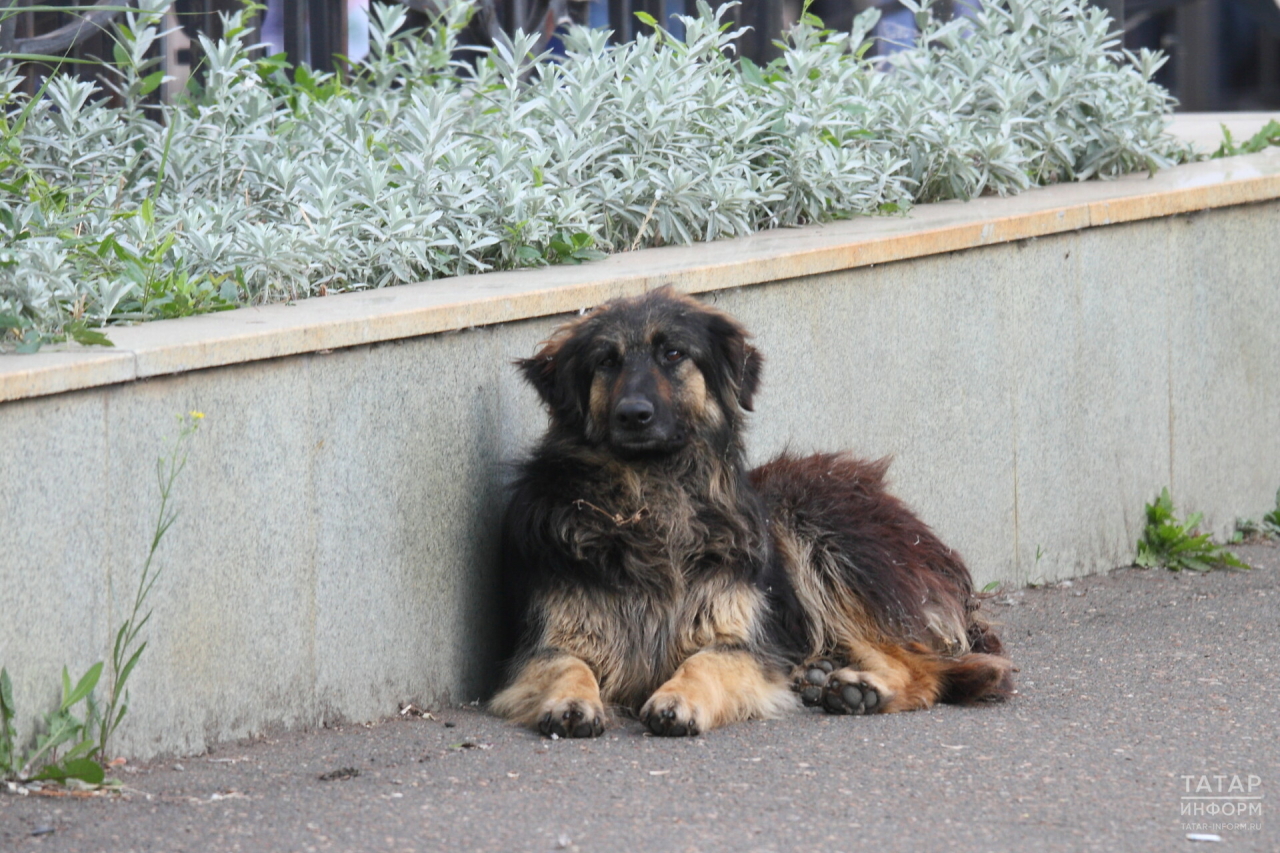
[{"left": 937, "top": 652, "right": 1015, "bottom": 704}]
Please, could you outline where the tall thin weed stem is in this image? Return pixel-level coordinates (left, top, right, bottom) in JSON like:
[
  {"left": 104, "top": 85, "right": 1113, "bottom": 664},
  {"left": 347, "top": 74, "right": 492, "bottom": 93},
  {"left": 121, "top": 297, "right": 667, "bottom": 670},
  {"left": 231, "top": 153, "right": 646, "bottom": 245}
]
[{"left": 96, "top": 410, "right": 203, "bottom": 760}]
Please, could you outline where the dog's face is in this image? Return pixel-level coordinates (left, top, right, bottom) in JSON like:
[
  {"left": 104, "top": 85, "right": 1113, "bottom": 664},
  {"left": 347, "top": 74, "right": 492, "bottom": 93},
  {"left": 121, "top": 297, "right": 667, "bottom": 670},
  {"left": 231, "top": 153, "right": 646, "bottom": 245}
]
[{"left": 520, "top": 289, "right": 763, "bottom": 457}]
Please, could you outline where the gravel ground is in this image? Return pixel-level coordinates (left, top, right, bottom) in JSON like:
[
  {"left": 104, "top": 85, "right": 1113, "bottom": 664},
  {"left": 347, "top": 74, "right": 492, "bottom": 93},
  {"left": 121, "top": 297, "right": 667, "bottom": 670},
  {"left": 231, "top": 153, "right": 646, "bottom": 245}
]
[{"left": 3, "top": 543, "right": 1276, "bottom": 853}]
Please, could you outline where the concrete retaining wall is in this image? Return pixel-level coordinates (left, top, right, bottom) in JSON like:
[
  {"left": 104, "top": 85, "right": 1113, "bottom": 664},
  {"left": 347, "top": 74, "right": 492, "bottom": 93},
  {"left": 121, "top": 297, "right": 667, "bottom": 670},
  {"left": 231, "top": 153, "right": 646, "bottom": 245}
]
[{"left": 2, "top": 136, "right": 1279, "bottom": 760}]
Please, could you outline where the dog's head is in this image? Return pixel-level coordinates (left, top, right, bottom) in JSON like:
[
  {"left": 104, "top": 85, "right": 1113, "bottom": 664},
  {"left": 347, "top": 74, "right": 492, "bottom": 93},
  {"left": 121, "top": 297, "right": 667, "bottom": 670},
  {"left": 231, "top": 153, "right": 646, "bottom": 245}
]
[{"left": 519, "top": 288, "right": 762, "bottom": 457}]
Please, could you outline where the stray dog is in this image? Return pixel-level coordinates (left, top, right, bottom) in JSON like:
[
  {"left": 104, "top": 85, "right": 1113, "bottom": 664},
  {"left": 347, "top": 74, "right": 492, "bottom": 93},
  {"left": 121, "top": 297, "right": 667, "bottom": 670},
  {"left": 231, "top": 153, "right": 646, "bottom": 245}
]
[{"left": 492, "top": 288, "right": 1013, "bottom": 737}]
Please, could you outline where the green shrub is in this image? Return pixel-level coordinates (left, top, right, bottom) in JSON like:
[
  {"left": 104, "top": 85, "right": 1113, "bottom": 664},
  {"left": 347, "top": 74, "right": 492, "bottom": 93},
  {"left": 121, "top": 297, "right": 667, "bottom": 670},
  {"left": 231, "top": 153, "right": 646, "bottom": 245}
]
[
  {"left": 1135, "top": 488, "right": 1249, "bottom": 573},
  {"left": 1, "top": 0, "right": 1189, "bottom": 344}
]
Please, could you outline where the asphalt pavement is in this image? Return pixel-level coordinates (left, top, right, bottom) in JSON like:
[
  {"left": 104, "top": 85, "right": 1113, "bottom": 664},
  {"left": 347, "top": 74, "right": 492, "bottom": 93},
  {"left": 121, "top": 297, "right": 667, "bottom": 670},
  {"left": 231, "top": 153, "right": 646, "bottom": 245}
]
[{"left": 3, "top": 543, "right": 1277, "bottom": 853}]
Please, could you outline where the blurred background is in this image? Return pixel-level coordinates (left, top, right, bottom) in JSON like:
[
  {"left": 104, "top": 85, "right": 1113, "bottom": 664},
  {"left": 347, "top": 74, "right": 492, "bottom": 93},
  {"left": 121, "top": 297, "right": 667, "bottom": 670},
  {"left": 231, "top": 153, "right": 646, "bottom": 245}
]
[{"left": 1, "top": 0, "right": 1277, "bottom": 110}]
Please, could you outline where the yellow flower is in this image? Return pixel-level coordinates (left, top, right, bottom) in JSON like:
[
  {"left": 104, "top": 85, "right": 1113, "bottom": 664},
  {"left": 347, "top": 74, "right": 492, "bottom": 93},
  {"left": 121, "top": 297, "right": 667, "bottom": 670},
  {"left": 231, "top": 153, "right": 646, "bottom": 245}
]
[{"left": 189, "top": 411, "right": 205, "bottom": 420}]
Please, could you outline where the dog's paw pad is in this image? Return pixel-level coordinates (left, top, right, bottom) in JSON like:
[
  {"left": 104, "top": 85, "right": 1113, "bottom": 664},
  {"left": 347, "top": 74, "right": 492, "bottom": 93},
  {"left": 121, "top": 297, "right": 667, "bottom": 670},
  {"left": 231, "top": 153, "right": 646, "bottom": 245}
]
[
  {"left": 537, "top": 699, "right": 604, "bottom": 738},
  {"left": 793, "top": 659, "right": 838, "bottom": 707},
  {"left": 820, "top": 673, "right": 883, "bottom": 716}
]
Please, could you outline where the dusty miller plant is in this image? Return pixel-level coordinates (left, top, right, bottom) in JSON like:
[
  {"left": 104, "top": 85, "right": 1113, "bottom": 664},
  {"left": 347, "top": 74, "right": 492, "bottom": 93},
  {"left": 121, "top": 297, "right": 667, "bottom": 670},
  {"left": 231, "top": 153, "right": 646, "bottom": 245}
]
[{"left": 0, "top": 0, "right": 1189, "bottom": 341}]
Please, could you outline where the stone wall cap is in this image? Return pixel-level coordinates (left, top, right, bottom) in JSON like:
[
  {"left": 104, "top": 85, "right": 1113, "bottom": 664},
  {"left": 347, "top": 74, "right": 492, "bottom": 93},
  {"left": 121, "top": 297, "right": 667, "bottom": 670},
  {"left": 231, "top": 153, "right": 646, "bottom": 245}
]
[{"left": 3, "top": 114, "right": 1278, "bottom": 403}]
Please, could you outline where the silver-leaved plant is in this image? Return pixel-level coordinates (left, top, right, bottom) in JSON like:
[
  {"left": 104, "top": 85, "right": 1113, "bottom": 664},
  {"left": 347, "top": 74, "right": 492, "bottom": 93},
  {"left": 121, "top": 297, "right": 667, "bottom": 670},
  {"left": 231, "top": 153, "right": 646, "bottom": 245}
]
[{"left": 0, "top": 0, "right": 1190, "bottom": 341}]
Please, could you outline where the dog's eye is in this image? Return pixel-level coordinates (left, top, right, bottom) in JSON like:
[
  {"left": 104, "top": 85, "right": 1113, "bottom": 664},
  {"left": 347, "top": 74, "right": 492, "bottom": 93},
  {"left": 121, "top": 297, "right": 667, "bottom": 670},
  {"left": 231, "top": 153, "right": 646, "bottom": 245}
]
[
  {"left": 599, "top": 354, "right": 620, "bottom": 370},
  {"left": 663, "top": 349, "right": 684, "bottom": 364}
]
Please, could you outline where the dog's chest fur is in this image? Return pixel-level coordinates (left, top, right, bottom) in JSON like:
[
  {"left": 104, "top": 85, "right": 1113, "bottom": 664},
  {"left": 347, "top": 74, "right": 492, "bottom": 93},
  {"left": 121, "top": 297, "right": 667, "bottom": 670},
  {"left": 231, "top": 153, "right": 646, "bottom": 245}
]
[{"left": 531, "top": 454, "right": 770, "bottom": 707}]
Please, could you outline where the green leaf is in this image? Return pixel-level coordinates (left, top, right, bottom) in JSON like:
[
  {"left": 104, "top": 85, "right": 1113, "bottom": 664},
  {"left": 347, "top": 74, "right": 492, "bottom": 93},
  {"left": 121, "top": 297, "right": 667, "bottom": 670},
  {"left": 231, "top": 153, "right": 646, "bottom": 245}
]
[
  {"left": 634, "top": 11, "right": 658, "bottom": 27},
  {"left": 0, "top": 668, "right": 14, "bottom": 718},
  {"left": 740, "top": 57, "right": 765, "bottom": 87},
  {"left": 139, "top": 70, "right": 166, "bottom": 96},
  {"left": 32, "top": 757, "right": 104, "bottom": 785},
  {"left": 68, "top": 325, "right": 114, "bottom": 348},
  {"left": 112, "top": 623, "right": 129, "bottom": 671},
  {"left": 1181, "top": 557, "right": 1210, "bottom": 573},
  {"left": 115, "top": 643, "right": 146, "bottom": 696},
  {"left": 61, "top": 663, "right": 102, "bottom": 712}
]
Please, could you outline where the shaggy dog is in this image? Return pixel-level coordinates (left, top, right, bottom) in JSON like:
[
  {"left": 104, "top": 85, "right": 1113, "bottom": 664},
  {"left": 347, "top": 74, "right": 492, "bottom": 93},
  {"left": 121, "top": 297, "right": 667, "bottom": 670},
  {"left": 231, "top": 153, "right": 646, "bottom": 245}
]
[{"left": 491, "top": 288, "right": 1013, "bottom": 738}]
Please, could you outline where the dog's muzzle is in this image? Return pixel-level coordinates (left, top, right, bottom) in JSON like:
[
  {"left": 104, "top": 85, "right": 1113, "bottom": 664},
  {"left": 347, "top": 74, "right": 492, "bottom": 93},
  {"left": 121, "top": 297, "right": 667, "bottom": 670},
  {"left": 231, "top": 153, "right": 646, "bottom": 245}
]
[{"left": 611, "top": 393, "right": 678, "bottom": 453}]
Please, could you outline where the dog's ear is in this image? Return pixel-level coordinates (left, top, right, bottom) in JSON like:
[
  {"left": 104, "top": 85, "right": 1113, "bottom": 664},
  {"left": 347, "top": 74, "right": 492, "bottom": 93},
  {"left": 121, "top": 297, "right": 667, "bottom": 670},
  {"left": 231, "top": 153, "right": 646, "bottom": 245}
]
[
  {"left": 517, "top": 332, "right": 588, "bottom": 425},
  {"left": 738, "top": 344, "right": 763, "bottom": 412},
  {"left": 705, "top": 310, "right": 764, "bottom": 413},
  {"left": 517, "top": 347, "right": 559, "bottom": 408}
]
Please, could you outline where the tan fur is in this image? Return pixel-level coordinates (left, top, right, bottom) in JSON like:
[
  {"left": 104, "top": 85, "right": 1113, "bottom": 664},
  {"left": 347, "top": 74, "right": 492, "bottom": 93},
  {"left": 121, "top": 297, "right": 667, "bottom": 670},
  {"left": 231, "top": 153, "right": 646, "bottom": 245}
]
[
  {"left": 840, "top": 639, "right": 941, "bottom": 712},
  {"left": 775, "top": 523, "right": 897, "bottom": 662},
  {"left": 921, "top": 602, "right": 969, "bottom": 655},
  {"left": 490, "top": 652, "right": 604, "bottom": 728},
  {"left": 588, "top": 374, "right": 610, "bottom": 434},
  {"left": 641, "top": 649, "right": 798, "bottom": 734},
  {"left": 680, "top": 580, "right": 760, "bottom": 650},
  {"left": 673, "top": 360, "right": 721, "bottom": 428},
  {"left": 529, "top": 576, "right": 770, "bottom": 712}
]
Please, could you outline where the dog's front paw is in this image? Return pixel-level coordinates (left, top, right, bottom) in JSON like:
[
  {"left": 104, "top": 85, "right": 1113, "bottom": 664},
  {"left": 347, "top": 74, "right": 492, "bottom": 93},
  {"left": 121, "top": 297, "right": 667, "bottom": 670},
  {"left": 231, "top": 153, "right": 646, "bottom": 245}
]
[
  {"left": 640, "top": 692, "right": 704, "bottom": 737},
  {"left": 537, "top": 697, "right": 605, "bottom": 738},
  {"left": 821, "top": 669, "right": 889, "bottom": 715}
]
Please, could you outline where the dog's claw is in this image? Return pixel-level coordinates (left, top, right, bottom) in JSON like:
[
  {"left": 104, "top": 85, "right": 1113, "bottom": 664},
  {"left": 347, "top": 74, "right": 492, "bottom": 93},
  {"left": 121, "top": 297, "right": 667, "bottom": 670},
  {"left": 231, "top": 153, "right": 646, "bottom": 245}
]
[
  {"left": 641, "top": 703, "right": 700, "bottom": 737},
  {"left": 537, "top": 700, "right": 604, "bottom": 738}
]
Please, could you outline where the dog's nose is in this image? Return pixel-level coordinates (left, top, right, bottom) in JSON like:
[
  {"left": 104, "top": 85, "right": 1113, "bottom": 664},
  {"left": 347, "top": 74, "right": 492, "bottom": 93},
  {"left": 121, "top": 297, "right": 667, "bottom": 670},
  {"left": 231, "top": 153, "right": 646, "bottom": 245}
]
[{"left": 614, "top": 397, "right": 654, "bottom": 429}]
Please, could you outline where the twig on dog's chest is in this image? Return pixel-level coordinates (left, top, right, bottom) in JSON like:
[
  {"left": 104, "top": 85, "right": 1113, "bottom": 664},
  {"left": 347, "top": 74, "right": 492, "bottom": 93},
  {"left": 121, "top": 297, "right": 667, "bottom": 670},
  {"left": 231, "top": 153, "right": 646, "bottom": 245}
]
[{"left": 574, "top": 499, "right": 649, "bottom": 527}]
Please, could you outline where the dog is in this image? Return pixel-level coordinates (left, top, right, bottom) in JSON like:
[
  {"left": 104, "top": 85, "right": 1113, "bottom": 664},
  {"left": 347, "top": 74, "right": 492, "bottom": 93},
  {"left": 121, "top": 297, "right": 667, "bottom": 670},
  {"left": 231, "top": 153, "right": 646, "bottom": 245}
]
[{"left": 491, "top": 288, "right": 1013, "bottom": 738}]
